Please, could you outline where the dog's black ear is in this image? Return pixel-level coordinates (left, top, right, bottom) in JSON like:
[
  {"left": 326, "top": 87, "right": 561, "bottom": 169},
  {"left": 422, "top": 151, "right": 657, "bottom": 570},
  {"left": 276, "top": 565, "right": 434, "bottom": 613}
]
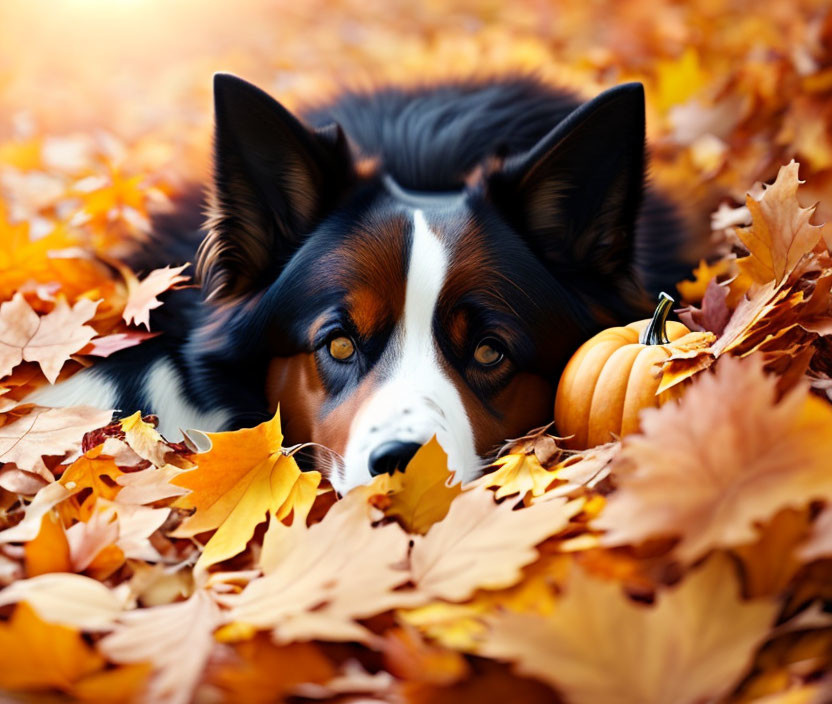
[
  {"left": 488, "top": 83, "right": 646, "bottom": 285},
  {"left": 198, "top": 73, "right": 354, "bottom": 302}
]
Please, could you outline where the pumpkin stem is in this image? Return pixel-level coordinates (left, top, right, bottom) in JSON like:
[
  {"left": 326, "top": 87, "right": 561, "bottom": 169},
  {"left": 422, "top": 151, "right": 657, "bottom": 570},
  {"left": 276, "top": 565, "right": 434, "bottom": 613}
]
[{"left": 639, "top": 292, "right": 675, "bottom": 345}]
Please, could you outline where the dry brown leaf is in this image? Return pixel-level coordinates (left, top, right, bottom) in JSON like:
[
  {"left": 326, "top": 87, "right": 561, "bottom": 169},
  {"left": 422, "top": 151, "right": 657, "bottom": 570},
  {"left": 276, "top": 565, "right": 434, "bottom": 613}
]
[
  {"left": 410, "top": 487, "right": 581, "bottom": 602},
  {"left": 736, "top": 161, "right": 827, "bottom": 285},
  {"left": 0, "top": 293, "right": 99, "bottom": 383},
  {"left": 596, "top": 356, "right": 832, "bottom": 562},
  {"left": 121, "top": 263, "right": 189, "bottom": 330},
  {"left": 99, "top": 588, "right": 221, "bottom": 704},
  {"left": 479, "top": 553, "right": 776, "bottom": 704},
  {"left": 0, "top": 405, "right": 112, "bottom": 479}
]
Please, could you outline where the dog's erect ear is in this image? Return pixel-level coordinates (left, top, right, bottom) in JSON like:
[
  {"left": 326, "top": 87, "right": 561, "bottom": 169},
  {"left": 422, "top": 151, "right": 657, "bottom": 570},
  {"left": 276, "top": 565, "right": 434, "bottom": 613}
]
[
  {"left": 198, "top": 73, "right": 354, "bottom": 303},
  {"left": 488, "top": 83, "right": 646, "bottom": 284}
]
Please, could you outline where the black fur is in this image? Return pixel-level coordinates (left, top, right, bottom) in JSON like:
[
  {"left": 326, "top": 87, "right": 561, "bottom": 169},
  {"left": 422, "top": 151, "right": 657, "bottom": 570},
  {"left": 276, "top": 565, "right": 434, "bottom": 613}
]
[{"left": 104, "top": 75, "right": 690, "bottom": 435}]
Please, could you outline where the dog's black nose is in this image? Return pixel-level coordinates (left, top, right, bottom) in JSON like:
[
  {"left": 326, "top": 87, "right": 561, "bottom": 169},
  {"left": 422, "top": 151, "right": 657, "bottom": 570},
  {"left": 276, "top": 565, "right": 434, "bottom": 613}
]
[{"left": 369, "top": 441, "right": 422, "bottom": 476}]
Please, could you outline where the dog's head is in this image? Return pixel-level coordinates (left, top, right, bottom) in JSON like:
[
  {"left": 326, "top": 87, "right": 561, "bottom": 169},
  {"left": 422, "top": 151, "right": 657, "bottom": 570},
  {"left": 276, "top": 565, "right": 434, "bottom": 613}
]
[{"left": 196, "top": 74, "right": 650, "bottom": 492}]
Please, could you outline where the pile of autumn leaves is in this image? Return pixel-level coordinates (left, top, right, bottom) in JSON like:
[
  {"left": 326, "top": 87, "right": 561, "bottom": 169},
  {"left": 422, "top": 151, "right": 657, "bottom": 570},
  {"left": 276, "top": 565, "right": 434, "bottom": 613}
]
[{"left": 0, "top": 161, "right": 831, "bottom": 704}]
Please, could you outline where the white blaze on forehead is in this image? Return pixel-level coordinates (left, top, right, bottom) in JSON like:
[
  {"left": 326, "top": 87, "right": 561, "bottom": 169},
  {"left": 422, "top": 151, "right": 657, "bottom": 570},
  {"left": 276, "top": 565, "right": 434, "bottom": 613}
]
[{"left": 336, "top": 209, "right": 479, "bottom": 493}]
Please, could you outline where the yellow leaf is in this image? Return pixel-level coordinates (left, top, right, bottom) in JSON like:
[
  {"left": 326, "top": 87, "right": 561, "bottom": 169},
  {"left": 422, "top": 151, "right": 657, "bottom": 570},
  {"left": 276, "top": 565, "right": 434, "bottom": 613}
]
[
  {"left": 654, "top": 48, "right": 709, "bottom": 113},
  {"left": 382, "top": 437, "right": 461, "bottom": 534},
  {"left": 171, "top": 409, "right": 320, "bottom": 573},
  {"left": 484, "top": 452, "right": 557, "bottom": 500},
  {"left": 71, "top": 663, "right": 152, "bottom": 704},
  {"left": 119, "top": 410, "right": 168, "bottom": 466},
  {"left": 0, "top": 602, "right": 105, "bottom": 692},
  {"left": 676, "top": 258, "right": 733, "bottom": 303}
]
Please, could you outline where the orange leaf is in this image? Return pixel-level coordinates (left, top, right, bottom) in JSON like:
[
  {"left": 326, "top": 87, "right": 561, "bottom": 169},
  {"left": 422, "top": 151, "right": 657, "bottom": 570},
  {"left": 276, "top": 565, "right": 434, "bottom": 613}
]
[
  {"left": 0, "top": 602, "right": 105, "bottom": 693},
  {"left": 24, "top": 511, "right": 71, "bottom": 576},
  {"left": 59, "top": 446, "right": 126, "bottom": 522},
  {"left": 0, "top": 292, "right": 99, "bottom": 383},
  {"left": 172, "top": 409, "right": 320, "bottom": 574}
]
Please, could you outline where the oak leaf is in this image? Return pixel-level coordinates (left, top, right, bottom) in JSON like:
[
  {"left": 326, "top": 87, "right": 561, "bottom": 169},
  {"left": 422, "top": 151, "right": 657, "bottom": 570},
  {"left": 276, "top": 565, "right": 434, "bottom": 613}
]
[
  {"left": 99, "top": 588, "right": 221, "bottom": 704},
  {"left": 479, "top": 554, "right": 776, "bottom": 704},
  {"left": 596, "top": 356, "right": 832, "bottom": 562},
  {"left": 409, "top": 487, "right": 581, "bottom": 601},
  {"left": 121, "top": 263, "right": 189, "bottom": 330},
  {"left": 222, "top": 488, "right": 418, "bottom": 644},
  {"left": 171, "top": 410, "right": 321, "bottom": 574},
  {"left": 0, "top": 405, "right": 112, "bottom": 479},
  {"left": 0, "top": 601, "right": 105, "bottom": 693},
  {"left": 736, "top": 161, "right": 826, "bottom": 285},
  {"left": 0, "top": 292, "right": 99, "bottom": 383}
]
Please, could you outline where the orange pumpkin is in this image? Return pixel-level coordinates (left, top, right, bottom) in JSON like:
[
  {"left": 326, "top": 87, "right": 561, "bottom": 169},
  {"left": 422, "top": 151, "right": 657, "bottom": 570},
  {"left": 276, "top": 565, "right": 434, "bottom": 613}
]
[{"left": 554, "top": 293, "right": 690, "bottom": 449}]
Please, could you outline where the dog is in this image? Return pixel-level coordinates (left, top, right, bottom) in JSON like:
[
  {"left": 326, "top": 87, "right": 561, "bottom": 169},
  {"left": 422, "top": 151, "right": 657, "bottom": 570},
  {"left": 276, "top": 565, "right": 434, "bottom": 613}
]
[{"left": 29, "top": 74, "right": 687, "bottom": 493}]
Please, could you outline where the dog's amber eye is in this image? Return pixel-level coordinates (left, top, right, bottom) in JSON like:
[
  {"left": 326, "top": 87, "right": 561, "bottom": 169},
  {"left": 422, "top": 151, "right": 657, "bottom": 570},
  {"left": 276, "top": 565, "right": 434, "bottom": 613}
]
[
  {"left": 328, "top": 336, "right": 355, "bottom": 361},
  {"left": 474, "top": 339, "right": 504, "bottom": 367}
]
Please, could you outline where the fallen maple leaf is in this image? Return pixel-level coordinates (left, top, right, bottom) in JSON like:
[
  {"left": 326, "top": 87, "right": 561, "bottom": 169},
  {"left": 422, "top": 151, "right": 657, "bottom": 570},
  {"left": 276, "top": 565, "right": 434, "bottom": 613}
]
[
  {"left": 0, "top": 405, "right": 112, "bottom": 480},
  {"left": 0, "top": 601, "right": 105, "bottom": 693},
  {"left": 0, "top": 292, "right": 99, "bottom": 382},
  {"left": 99, "top": 588, "right": 221, "bottom": 704},
  {"left": 736, "top": 161, "right": 826, "bottom": 285},
  {"left": 172, "top": 409, "right": 321, "bottom": 574},
  {"left": 409, "top": 487, "right": 581, "bottom": 601},
  {"left": 479, "top": 553, "right": 776, "bottom": 704},
  {"left": 483, "top": 451, "right": 558, "bottom": 500},
  {"left": 378, "top": 437, "right": 461, "bottom": 534},
  {"left": 596, "top": 356, "right": 832, "bottom": 562},
  {"left": 222, "top": 488, "right": 419, "bottom": 644},
  {"left": 121, "top": 263, "right": 189, "bottom": 330}
]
